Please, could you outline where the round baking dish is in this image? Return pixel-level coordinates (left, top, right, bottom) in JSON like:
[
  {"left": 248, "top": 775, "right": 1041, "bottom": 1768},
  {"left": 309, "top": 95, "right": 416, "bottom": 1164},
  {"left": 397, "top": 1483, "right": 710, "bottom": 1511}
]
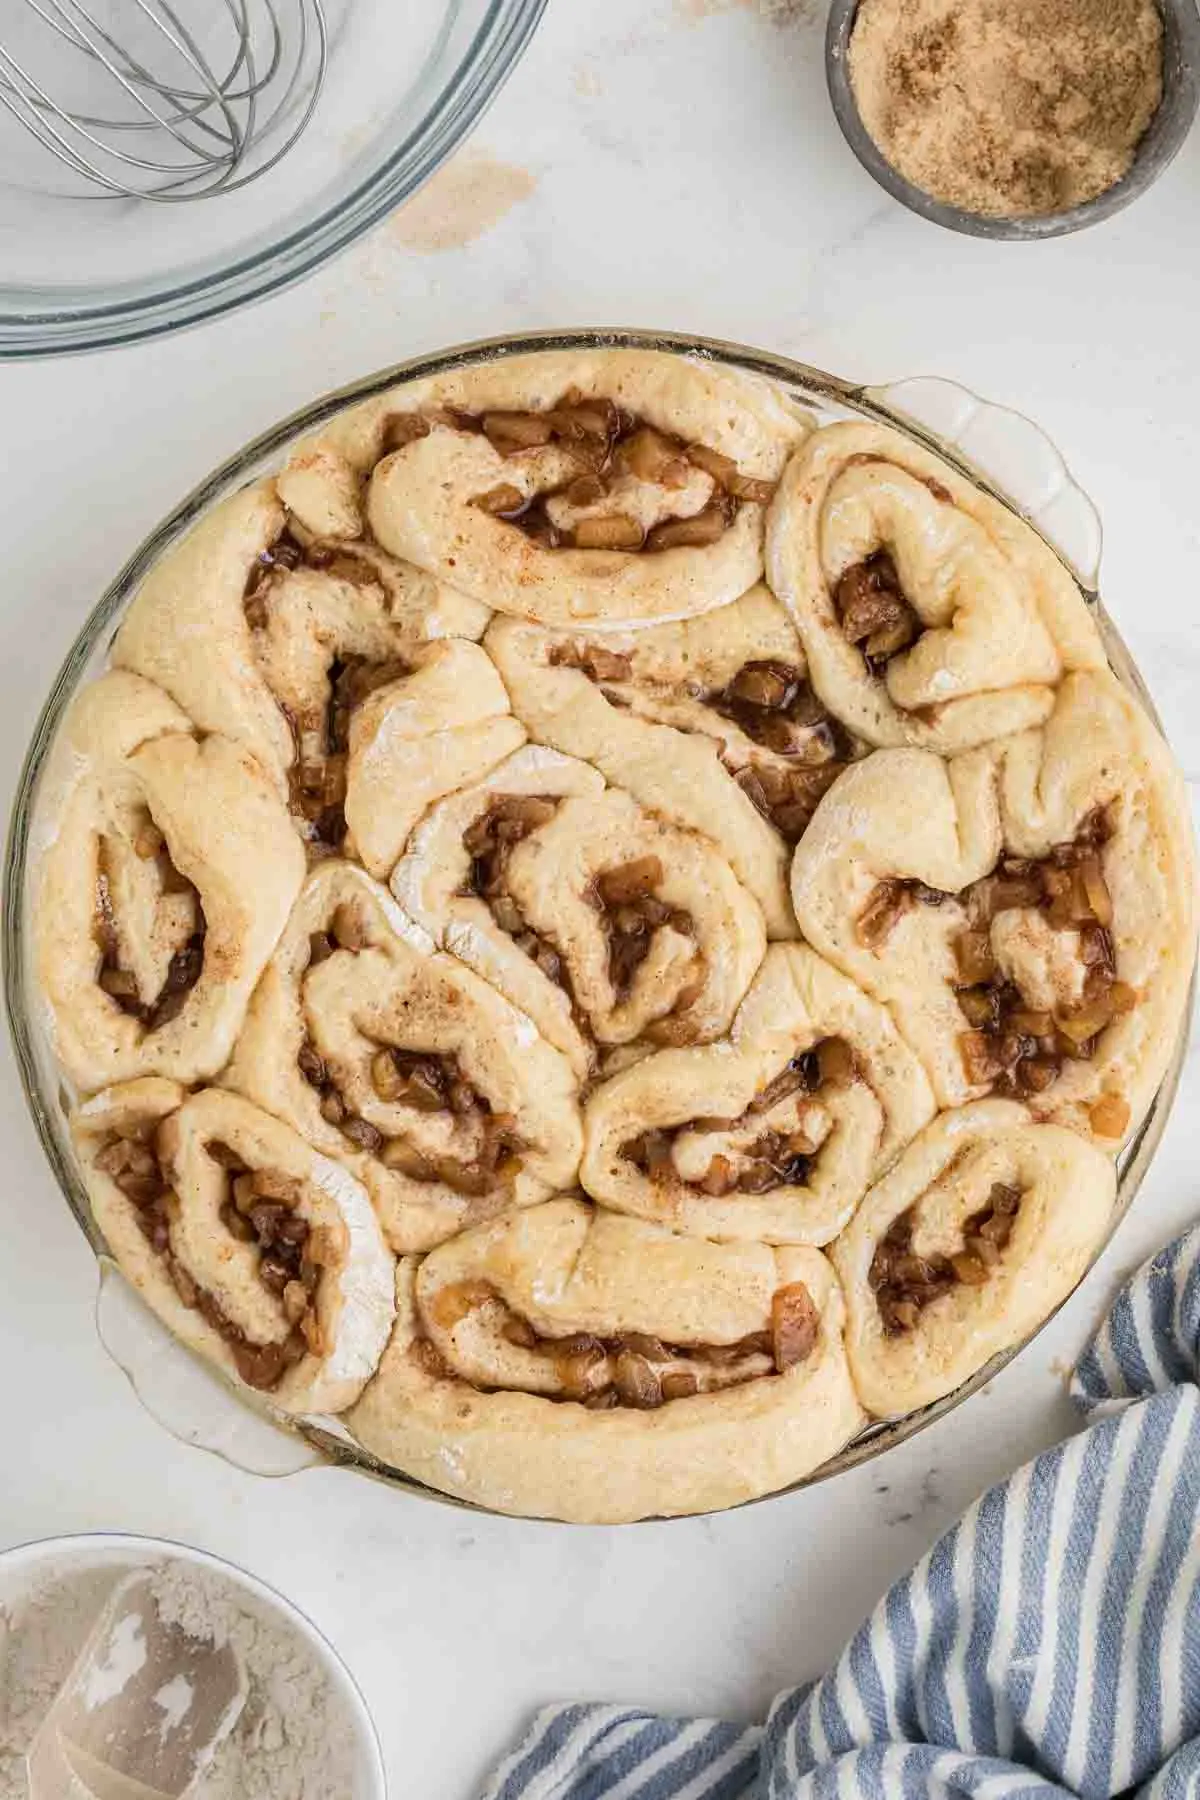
[
  {"left": 3, "top": 328, "right": 1188, "bottom": 1515},
  {"left": 0, "top": 0, "right": 546, "bottom": 360},
  {"left": 0, "top": 1532, "right": 387, "bottom": 1795},
  {"left": 825, "top": 0, "right": 1200, "bottom": 240}
]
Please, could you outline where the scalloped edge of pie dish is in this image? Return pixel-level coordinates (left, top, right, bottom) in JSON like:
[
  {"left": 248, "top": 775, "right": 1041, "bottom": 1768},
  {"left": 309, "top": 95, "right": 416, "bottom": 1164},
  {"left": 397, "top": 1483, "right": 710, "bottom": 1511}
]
[{"left": 3, "top": 328, "right": 1188, "bottom": 1520}]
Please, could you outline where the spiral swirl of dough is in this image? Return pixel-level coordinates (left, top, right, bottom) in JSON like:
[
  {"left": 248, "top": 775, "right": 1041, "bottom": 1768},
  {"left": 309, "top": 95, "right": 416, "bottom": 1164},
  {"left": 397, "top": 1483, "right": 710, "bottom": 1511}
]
[
  {"left": 347, "top": 1197, "right": 863, "bottom": 1523},
  {"left": 33, "top": 670, "right": 304, "bottom": 1095},
  {"left": 223, "top": 863, "right": 583, "bottom": 1252},
  {"left": 790, "top": 671, "right": 1195, "bottom": 1148},
  {"left": 31, "top": 346, "right": 1196, "bottom": 1521},
  {"left": 354, "top": 349, "right": 807, "bottom": 627},
  {"left": 391, "top": 745, "right": 768, "bottom": 1077},
  {"left": 484, "top": 583, "right": 859, "bottom": 939},
  {"left": 582, "top": 944, "right": 935, "bottom": 1243},
  {"left": 73, "top": 1081, "right": 395, "bottom": 1415},
  {"left": 767, "top": 421, "right": 1106, "bottom": 754},
  {"left": 833, "top": 1100, "right": 1116, "bottom": 1416},
  {"left": 111, "top": 482, "right": 519, "bottom": 873}
]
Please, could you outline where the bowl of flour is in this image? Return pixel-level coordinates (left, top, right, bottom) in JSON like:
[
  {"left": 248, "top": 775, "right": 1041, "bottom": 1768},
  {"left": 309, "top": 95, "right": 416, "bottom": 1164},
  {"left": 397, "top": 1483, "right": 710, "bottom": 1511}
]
[{"left": 0, "top": 1535, "right": 385, "bottom": 1799}]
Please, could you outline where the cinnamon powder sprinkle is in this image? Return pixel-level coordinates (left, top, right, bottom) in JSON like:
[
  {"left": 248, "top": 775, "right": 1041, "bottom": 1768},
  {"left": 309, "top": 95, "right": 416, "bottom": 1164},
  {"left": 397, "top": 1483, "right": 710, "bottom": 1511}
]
[{"left": 848, "top": 0, "right": 1163, "bottom": 218}]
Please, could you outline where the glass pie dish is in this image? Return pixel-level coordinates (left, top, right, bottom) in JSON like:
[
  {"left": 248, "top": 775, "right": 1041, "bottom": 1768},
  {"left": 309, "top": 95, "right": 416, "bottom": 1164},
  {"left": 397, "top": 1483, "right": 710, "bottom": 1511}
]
[
  {"left": 3, "top": 328, "right": 1188, "bottom": 1508},
  {"left": 0, "top": 0, "right": 546, "bottom": 360}
]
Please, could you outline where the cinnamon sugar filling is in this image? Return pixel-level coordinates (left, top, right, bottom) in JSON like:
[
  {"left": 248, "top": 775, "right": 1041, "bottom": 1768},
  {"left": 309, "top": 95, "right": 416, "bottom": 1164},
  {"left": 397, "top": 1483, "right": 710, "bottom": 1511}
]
[
  {"left": 460, "top": 795, "right": 576, "bottom": 996},
  {"left": 586, "top": 856, "right": 700, "bottom": 1027},
  {"left": 94, "top": 825, "right": 206, "bottom": 1031},
  {"left": 413, "top": 1276, "right": 820, "bottom": 1408},
  {"left": 869, "top": 1181, "right": 1022, "bottom": 1336},
  {"left": 856, "top": 808, "right": 1135, "bottom": 1127},
  {"left": 296, "top": 915, "right": 526, "bottom": 1202},
  {"left": 93, "top": 1130, "right": 332, "bottom": 1391},
  {"left": 378, "top": 393, "right": 776, "bottom": 555},
  {"left": 834, "top": 549, "right": 922, "bottom": 673},
  {"left": 243, "top": 529, "right": 412, "bottom": 858},
  {"left": 621, "top": 1037, "right": 856, "bottom": 1198},
  {"left": 548, "top": 643, "right": 854, "bottom": 843}
]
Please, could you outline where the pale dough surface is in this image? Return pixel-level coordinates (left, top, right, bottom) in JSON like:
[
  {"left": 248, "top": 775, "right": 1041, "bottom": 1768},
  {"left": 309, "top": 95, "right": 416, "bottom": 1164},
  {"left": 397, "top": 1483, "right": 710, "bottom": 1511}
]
[
  {"left": 767, "top": 420, "right": 1106, "bottom": 753},
  {"left": 790, "top": 670, "right": 1196, "bottom": 1146},
  {"left": 347, "top": 1198, "right": 864, "bottom": 1523},
  {"left": 110, "top": 480, "right": 517, "bottom": 875},
  {"left": 581, "top": 944, "right": 935, "bottom": 1242},
  {"left": 486, "top": 589, "right": 812, "bottom": 937},
  {"left": 391, "top": 744, "right": 607, "bottom": 1078},
  {"left": 833, "top": 1100, "right": 1116, "bottom": 1416},
  {"left": 33, "top": 670, "right": 304, "bottom": 1094},
  {"left": 223, "top": 863, "right": 582, "bottom": 1252},
  {"left": 29, "top": 348, "right": 1198, "bottom": 1519},
  {"left": 112, "top": 481, "right": 488, "bottom": 794},
  {"left": 352, "top": 349, "right": 809, "bottom": 626},
  {"left": 73, "top": 1081, "right": 395, "bottom": 1415},
  {"left": 470, "top": 786, "right": 766, "bottom": 1049},
  {"left": 342, "top": 640, "right": 523, "bottom": 878}
]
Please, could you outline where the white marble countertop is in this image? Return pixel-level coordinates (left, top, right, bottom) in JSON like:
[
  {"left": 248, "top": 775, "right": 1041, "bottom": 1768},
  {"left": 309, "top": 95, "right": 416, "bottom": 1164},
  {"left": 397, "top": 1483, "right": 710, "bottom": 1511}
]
[{"left": 2, "top": 3, "right": 1198, "bottom": 1794}]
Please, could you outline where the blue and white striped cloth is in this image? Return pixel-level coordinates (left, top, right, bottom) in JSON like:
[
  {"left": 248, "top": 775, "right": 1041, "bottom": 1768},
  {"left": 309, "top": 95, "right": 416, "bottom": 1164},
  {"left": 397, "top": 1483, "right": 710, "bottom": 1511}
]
[{"left": 483, "top": 1225, "right": 1200, "bottom": 1800}]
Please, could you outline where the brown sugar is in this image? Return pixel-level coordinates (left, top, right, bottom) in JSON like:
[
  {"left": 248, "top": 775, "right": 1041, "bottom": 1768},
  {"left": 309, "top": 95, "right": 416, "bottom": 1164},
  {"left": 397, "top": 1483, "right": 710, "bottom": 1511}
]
[{"left": 847, "top": 0, "right": 1164, "bottom": 217}]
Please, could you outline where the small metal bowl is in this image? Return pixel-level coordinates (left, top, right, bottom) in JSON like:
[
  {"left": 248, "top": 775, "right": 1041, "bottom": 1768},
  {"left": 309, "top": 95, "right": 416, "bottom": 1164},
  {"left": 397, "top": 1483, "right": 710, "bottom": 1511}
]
[{"left": 826, "top": 0, "right": 1200, "bottom": 239}]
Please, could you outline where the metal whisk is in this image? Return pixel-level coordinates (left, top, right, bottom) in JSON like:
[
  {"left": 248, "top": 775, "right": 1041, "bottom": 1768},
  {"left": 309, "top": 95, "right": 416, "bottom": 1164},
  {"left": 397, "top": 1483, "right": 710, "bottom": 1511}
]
[{"left": 0, "top": 0, "right": 328, "bottom": 201}]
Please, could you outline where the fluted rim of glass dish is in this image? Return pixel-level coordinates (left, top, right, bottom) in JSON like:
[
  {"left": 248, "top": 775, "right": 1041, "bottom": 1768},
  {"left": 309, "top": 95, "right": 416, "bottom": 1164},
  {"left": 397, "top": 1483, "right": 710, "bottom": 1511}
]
[
  {"left": 0, "top": 0, "right": 548, "bottom": 361},
  {"left": 4, "top": 326, "right": 1189, "bottom": 1520}
]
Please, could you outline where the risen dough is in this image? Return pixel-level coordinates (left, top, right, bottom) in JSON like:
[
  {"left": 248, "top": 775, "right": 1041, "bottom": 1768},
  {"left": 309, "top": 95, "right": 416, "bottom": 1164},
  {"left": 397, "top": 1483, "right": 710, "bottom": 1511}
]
[
  {"left": 391, "top": 745, "right": 606, "bottom": 1078},
  {"left": 73, "top": 1081, "right": 395, "bottom": 1415},
  {"left": 484, "top": 586, "right": 850, "bottom": 938},
  {"left": 833, "top": 1100, "right": 1116, "bottom": 1416},
  {"left": 393, "top": 774, "right": 766, "bottom": 1066},
  {"left": 341, "top": 641, "right": 523, "bottom": 878},
  {"left": 110, "top": 482, "right": 518, "bottom": 872},
  {"left": 112, "top": 481, "right": 488, "bottom": 792},
  {"left": 33, "top": 670, "right": 304, "bottom": 1094},
  {"left": 352, "top": 350, "right": 808, "bottom": 625},
  {"left": 790, "top": 670, "right": 1195, "bottom": 1147},
  {"left": 347, "top": 1197, "right": 864, "bottom": 1523},
  {"left": 223, "top": 862, "right": 582, "bottom": 1252},
  {"left": 767, "top": 421, "right": 1106, "bottom": 753},
  {"left": 581, "top": 944, "right": 935, "bottom": 1242},
  {"left": 30, "top": 345, "right": 1195, "bottom": 1521}
]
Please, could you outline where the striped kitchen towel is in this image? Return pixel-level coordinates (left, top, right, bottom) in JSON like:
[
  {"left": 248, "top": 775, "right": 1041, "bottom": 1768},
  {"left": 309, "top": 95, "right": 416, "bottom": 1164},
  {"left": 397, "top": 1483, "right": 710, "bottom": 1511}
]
[{"left": 483, "top": 1224, "right": 1200, "bottom": 1800}]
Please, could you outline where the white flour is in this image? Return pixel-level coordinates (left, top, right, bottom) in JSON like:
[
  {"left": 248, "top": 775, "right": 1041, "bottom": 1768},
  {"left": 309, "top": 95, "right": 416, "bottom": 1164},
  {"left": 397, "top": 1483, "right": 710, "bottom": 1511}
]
[
  {"left": 0, "top": 1557, "right": 358, "bottom": 1799},
  {"left": 149, "top": 1562, "right": 356, "bottom": 1800},
  {"left": 0, "top": 1565, "right": 114, "bottom": 1800}
]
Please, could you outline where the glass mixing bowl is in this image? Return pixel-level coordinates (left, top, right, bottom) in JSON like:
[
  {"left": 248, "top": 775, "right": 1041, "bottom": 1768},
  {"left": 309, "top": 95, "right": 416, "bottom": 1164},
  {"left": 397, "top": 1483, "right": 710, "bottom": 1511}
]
[
  {"left": 3, "top": 329, "right": 1188, "bottom": 1511},
  {"left": 0, "top": 1534, "right": 387, "bottom": 1796},
  {"left": 0, "top": 0, "right": 546, "bottom": 359}
]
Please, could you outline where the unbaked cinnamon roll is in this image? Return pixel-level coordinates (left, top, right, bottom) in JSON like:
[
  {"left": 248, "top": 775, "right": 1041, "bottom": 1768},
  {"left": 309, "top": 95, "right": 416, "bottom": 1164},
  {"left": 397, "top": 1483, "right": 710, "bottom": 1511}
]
[
  {"left": 790, "top": 671, "right": 1195, "bottom": 1147},
  {"left": 29, "top": 342, "right": 1198, "bottom": 1521},
  {"left": 73, "top": 1081, "right": 395, "bottom": 1414},
  {"left": 581, "top": 944, "right": 935, "bottom": 1243},
  {"left": 325, "top": 349, "right": 808, "bottom": 626},
  {"left": 833, "top": 1100, "right": 1116, "bottom": 1415},
  {"left": 223, "top": 863, "right": 582, "bottom": 1252},
  {"left": 33, "top": 671, "right": 304, "bottom": 1095},
  {"left": 111, "top": 482, "right": 521, "bottom": 872},
  {"left": 767, "top": 421, "right": 1107, "bottom": 754},
  {"left": 346, "top": 1197, "right": 863, "bottom": 1522},
  {"left": 391, "top": 747, "right": 768, "bottom": 1077},
  {"left": 484, "top": 584, "right": 861, "bottom": 938}
]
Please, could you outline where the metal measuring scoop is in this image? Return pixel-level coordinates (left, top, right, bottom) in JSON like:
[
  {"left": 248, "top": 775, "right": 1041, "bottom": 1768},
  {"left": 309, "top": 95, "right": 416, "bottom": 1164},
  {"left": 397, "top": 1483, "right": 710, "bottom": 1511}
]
[{"left": 27, "top": 1571, "right": 247, "bottom": 1800}]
